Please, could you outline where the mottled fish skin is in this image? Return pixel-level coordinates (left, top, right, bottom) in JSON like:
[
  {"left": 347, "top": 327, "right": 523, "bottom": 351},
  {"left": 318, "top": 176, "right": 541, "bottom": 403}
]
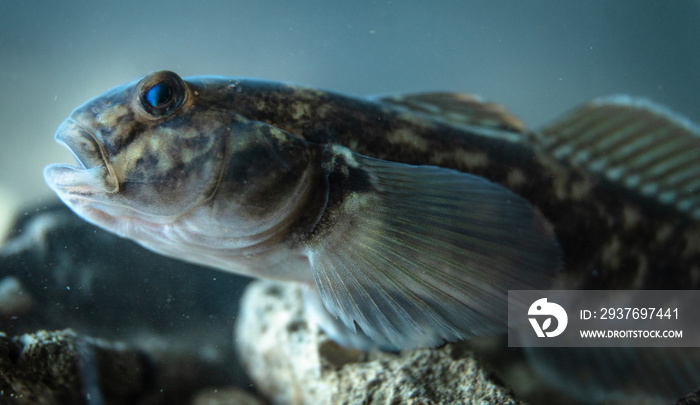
[
  {"left": 43, "top": 71, "right": 699, "bottom": 348},
  {"left": 200, "top": 78, "right": 700, "bottom": 290}
]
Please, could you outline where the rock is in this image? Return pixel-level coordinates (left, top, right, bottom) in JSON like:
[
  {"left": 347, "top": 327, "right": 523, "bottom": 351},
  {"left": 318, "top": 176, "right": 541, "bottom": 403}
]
[
  {"left": 235, "top": 280, "right": 525, "bottom": 405},
  {"left": 676, "top": 389, "right": 700, "bottom": 405},
  {"left": 0, "top": 329, "right": 151, "bottom": 405},
  {"left": 0, "top": 328, "right": 267, "bottom": 405}
]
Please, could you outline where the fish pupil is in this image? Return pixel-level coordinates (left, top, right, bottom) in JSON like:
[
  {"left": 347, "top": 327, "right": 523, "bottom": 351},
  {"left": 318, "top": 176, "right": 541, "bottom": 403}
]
[{"left": 145, "top": 82, "right": 172, "bottom": 107}]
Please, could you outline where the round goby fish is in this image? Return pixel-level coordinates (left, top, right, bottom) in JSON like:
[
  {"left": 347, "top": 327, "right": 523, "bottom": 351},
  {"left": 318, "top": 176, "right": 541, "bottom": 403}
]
[{"left": 44, "top": 71, "right": 700, "bottom": 350}]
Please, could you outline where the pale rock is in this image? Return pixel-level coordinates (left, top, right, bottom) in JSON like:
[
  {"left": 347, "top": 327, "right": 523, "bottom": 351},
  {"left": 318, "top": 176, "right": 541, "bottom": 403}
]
[{"left": 236, "top": 280, "right": 525, "bottom": 405}]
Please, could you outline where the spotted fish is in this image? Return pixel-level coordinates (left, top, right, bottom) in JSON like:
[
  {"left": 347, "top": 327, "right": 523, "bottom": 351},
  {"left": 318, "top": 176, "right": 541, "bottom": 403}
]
[{"left": 43, "top": 72, "right": 699, "bottom": 355}]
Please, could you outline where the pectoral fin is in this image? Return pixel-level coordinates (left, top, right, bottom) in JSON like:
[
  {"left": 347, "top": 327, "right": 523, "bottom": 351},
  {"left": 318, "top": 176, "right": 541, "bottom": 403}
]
[{"left": 305, "top": 146, "right": 561, "bottom": 349}]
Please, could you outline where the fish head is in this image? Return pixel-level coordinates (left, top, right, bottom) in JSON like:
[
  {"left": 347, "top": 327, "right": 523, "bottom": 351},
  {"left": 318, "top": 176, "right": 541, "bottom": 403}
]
[
  {"left": 44, "top": 71, "right": 230, "bottom": 225},
  {"left": 44, "top": 71, "right": 324, "bottom": 259}
]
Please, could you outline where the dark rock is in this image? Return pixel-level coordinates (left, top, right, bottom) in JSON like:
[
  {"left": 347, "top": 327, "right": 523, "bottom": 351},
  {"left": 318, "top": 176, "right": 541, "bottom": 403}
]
[
  {"left": 676, "top": 389, "right": 700, "bottom": 405},
  {"left": 0, "top": 328, "right": 257, "bottom": 405},
  {"left": 0, "top": 329, "right": 150, "bottom": 405}
]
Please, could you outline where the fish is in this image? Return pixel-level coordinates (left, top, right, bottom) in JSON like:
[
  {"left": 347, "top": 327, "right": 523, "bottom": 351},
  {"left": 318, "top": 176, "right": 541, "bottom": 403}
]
[{"left": 43, "top": 71, "right": 700, "bottom": 356}]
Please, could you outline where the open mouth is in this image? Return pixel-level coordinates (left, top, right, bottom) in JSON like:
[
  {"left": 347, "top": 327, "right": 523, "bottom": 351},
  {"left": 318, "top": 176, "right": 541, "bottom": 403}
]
[{"left": 43, "top": 118, "right": 119, "bottom": 194}]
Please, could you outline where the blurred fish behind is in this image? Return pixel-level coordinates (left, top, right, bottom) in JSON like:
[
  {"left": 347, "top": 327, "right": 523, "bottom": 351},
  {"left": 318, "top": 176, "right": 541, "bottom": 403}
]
[{"left": 524, "top": 346, "right": 700, "bottom": 403}]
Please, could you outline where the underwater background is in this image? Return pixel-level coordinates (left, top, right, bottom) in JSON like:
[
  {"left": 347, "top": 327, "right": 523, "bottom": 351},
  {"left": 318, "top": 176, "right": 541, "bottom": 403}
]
[
  {"left": 2, "top": 1, "right": 700, "bottom": 222},
  {"left": 1, "top": 1, "right": 700, "bottom": 404}
]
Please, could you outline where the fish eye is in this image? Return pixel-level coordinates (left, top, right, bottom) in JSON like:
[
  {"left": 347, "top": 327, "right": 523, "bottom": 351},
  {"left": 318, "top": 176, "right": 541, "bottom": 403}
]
[
  {"left": 145, "top": 82, "right": 172, "bottom": 108},
  {"left": 136, "top": 71, "right": 187, "bottom": 118}
]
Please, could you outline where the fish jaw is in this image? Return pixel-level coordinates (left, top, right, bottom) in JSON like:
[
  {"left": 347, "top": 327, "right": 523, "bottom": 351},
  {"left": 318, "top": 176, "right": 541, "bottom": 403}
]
[
  {"left": 43, "top": 116, "right": 128, "bottom": 229},
  {"left": 42, "top": 111, "right": 201, "bottom": 237},
  {"left": 45, "top": 118, "right": 118, "bottom": 194}
]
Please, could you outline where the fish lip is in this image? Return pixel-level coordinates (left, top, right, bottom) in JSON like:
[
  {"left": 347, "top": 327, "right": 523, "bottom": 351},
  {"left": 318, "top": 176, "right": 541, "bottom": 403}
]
[
  {"left": 46, "top": 118, "right": 119, "bottom": 193},
  {"left": 55, "top": 118, "right": 102, "bottom": 169}
]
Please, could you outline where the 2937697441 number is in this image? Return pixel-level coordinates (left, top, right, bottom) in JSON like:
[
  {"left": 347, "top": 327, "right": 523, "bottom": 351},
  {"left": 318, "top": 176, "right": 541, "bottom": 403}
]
[{"left": 599, "top": 307, "right": 678, "bottom": 320}]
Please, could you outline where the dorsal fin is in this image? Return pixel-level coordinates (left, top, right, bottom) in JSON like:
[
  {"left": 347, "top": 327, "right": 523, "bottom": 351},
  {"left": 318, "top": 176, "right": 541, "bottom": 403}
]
[
  {"left": 536, "top": 95, "right": 700, "bottom": 219},
  {"left": 373, "top": 92, "right": 526, "bottom": 133}
]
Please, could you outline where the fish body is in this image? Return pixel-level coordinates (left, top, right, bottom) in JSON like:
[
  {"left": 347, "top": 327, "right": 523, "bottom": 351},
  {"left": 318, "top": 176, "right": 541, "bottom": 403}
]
[
  {"left": 44, "top": 72, "right": 700, "bottom": 351},
  {"left": 230, "top": 86, "right": 700, "bottom": 290}
]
